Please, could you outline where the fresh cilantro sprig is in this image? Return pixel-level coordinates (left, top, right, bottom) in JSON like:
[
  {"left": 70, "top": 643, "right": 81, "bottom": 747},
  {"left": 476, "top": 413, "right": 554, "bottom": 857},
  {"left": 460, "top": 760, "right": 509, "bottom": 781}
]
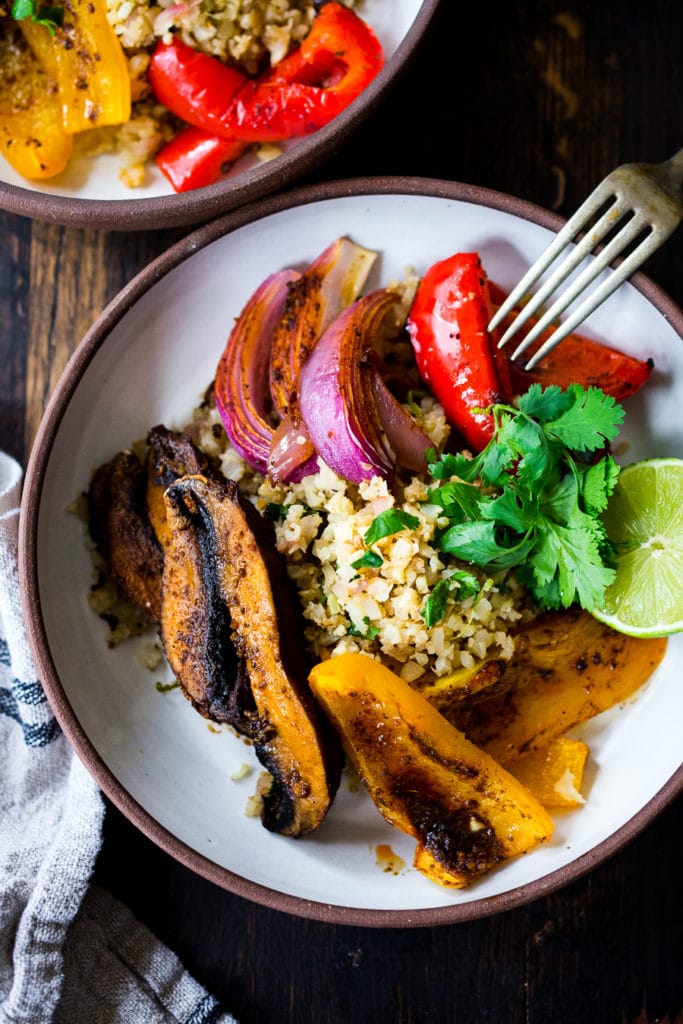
[
  {"left": 426, "top": 383, "right": 624, "bottom": 612},
  {"left": 12, "top": 0, "right": 63, "bottom": 32}
]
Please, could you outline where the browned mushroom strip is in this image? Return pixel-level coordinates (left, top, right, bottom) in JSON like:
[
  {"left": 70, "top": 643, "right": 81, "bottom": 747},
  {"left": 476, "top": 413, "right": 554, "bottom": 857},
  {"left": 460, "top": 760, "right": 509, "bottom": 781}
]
[
  {"left": 161, "top": 473, "right": 342, "bottom": 836},
  {"left": 87, "top": 450, "right": 164, "bottom": 624},
  {"left": 145, "top": 424, "right": 216, "bottom": 550}
]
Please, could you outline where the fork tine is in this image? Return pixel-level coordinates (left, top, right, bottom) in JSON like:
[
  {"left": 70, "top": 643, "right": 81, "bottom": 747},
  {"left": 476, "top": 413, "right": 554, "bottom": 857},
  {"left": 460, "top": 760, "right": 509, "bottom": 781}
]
[
  {"left": 489, "top": 179, "right": 622, "bottom": 335},
  {"left": 495, "top": 194, "right": 632, "bottom": 349},
  {"left": 509, "top": 211, "right": 651, "bottom": 362},
  {"left": 523, "top": 227, "right": 668, "bottom": 369}
]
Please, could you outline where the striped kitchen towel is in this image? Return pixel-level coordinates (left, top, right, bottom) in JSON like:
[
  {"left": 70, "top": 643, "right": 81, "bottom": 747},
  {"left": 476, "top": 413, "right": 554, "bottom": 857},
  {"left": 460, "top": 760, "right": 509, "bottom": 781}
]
[{"left": 0, "top": 451, "right": 236, "bottom": 1024}]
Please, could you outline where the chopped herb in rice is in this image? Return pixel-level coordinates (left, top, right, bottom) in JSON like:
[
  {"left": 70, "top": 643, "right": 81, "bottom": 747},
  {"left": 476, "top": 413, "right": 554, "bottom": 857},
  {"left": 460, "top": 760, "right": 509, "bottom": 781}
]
[{"left": 193, "top": 393, "right": 530, "bottom": 685}]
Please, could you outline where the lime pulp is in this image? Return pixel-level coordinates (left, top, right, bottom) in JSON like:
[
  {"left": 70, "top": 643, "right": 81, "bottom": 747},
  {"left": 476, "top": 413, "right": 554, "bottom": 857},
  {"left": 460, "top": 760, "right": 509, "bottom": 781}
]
[{"left": 591, "top": 458, "right": 683, "bottom": 638}]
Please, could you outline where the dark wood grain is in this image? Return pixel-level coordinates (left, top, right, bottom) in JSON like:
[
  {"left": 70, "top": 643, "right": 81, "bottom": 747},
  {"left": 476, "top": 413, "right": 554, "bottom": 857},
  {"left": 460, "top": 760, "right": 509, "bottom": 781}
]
[
  {"left": 0, "top": 211, "right": 30, "bottom": 463},
  {"left": 2, "top": 0, "right": 682, "bottom": 1021}
]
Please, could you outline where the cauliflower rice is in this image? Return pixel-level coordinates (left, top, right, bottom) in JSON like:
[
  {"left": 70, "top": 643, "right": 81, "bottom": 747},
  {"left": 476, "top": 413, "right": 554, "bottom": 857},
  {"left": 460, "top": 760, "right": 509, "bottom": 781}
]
[
  {"left": 107, "top": 0, "right": 340, "bottom": 72},
  {"left": 193, "top": 397, "right": 531, "bottom": 686}
]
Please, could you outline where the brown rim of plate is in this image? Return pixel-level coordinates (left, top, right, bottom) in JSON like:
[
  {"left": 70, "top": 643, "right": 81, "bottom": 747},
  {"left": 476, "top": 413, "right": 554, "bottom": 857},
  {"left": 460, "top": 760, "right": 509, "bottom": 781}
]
[
  {"left": 0, "top": 0, "right": 440, "bottom": 232},
  {"left": 19, "top": 176, "right": 683, "bottom": 928}
]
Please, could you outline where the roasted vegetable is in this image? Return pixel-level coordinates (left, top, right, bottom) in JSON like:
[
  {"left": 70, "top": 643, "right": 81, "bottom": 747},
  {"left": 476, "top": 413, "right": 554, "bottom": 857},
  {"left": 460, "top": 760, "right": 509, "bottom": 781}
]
[
  {"left": 87, "top": 450, "right": 164, "bottom": 623},
  {"left": 161, "top": 473, "right": 342, "bottom": 836},
  {"left": 269, "top": 236, "right": 377, "bottom": 420},
  {"left": 267, "top": 236, "right": 376, "bottom": 481},
  {"left": 507, "top": 737, "right": 589, "bottom": 809},
  {"left": 419, "top": 608, "right": 667, "bottom": 764},
  {"left": 151, "top": 3, "right": 383, "bottom": 192},
  {"left": 309, "top": 652, "right": 553, "bottom": 887},
  {"left": 0, "top": 23, "right": 72, "bottom": 179},
  {"left": 145, "top": 424, "right": 216, "bottom": 551},
  {"left": 407, "top": 252, "right": 509, "bottom": 451},
  {"left": 487, "top": 282, "right": 654, "bottom": 402},
  {"left": 19, "top": 0, "right": 131, "bottom": 134}
]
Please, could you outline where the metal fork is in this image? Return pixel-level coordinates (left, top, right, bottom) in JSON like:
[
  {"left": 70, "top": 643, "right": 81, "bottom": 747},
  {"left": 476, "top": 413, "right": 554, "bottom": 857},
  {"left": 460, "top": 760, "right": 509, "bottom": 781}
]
[{"left": 490, "top": 148, "right": 683, "bottom": 369}]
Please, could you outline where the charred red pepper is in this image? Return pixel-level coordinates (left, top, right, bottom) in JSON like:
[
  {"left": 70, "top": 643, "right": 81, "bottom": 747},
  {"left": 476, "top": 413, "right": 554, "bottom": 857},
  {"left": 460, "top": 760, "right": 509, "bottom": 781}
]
[
  {"left": 225, "top": 2, "right": 384, "bottom": 142},
  {"left": 150, "top": 3, "right": 383, "bottom": 191},
  {"left": 148, "top": 37, "right": 248, "bottom": 136},
  {"left": 487, "top": 282, "right": 654, "bottom": 400},
  {"left": 155, "top": 126, "right": 248, "bottom": 193},
  {"left": 407, "top": 253, "right": 509, "bottom": 451}
]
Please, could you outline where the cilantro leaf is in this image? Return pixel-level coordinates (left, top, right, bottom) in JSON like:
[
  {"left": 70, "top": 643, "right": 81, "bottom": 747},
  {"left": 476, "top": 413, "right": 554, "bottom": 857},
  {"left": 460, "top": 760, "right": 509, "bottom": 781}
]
[
  {"left": 265, "top": 502, "right": 287, "bottom": 522},
  {"left": 12, "top": 0, "right": 63, "bottom": 30},
  {"left": 428, "top": 480, "right": 481, "bottom": 522},
  {"left": 421, "top": 579, "right": 451, "bottom": 627},
  {"left": 480, "top": 486, "right": 538, "bottom": 533},
  {"left": 12, "top": 0, "right": 34, "bottom": 17},
  {"left": 352, "top": 550, "right": 383, "bottom": 570},
  {"left": 517, "top": 382, "right": 573, "bottom": 422},
  {"left": 421, "top": 571, "right": 481, "bottom": 627},
  {"left": 363, "top": 509, "right": 419, "bottom": 546},
  {"left": 427, "top": 450, "right": 482, "bottom": 483},
  {"left": 579, "top": 455, "right": 620, "bottom": 515},
  {"left": 543, "top": 384, "right": 624, "bottom": 451},
  {"left": 533, "top": 520, "right": 617, "bottom": 609},
  {"left": 451, "top": 570, "right": 481, "bottom": 600},
  {"left": 440, "top": 520, "right": 536, "bottom": 570}
]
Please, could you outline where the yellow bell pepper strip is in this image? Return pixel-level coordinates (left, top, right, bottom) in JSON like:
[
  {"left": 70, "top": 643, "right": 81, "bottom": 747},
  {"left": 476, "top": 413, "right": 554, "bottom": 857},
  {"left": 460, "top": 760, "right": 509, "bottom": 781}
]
[
  {"left": 0, "top": 24, "right": 73, "bottom": 179},
  {"left": 507, "top": 737, "right": 588, "bottom": 810},
  {"left": 309, "top": 652, "right": 554, "bottom": 888},
  {"left": 17, "top": 15, "right": 59, "bottom": 77},
  {"left": 21, "top": 0, "right": 131, "bottom": 135},
  {"left": 419, "top": 608, "right": 667, "bottom": 766}
]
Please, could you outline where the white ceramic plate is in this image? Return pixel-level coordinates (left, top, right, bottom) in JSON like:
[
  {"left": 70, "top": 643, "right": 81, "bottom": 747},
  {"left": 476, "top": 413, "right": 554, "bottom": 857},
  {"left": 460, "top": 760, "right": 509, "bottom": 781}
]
[
  {"left": 20, "top": 179, "right": 683, "bottom": 925},
  {"left": 0, "top": 1, "right": 436, "bottom": 229}
]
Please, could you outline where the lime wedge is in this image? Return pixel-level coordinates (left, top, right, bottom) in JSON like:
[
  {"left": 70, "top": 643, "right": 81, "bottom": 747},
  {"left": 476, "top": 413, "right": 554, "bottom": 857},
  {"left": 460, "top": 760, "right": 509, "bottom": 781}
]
[{"left": 592, "top": 458, "right": 683, "bottom": 638}]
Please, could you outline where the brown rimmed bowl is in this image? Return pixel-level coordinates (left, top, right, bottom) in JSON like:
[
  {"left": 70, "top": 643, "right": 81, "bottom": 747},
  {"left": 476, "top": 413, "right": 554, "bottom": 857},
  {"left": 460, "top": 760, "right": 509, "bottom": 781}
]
[
  {"left": 0, "top": 1, "right": 439, "bottom": 231},
  {"left": 19, "top": 177, "right": 683, "bottom": 925}
]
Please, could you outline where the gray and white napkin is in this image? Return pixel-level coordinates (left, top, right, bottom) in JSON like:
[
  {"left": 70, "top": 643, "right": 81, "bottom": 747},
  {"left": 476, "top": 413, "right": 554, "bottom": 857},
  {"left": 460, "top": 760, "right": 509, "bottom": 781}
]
[{"left": 0, "top": 451, "right": 237, "bottom": 1024}]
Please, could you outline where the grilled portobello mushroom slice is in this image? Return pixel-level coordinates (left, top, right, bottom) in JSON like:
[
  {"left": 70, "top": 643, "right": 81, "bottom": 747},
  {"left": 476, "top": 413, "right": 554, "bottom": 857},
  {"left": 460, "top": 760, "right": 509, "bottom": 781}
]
[
  {"left": 87, "top": 450, "right": 164, "bottom": 623},
  {"left": 145, "top": 424, "right": 216, "bottom": 550},
  {"left": 161, "top": 473, "right": 342, "bottom": 836}
]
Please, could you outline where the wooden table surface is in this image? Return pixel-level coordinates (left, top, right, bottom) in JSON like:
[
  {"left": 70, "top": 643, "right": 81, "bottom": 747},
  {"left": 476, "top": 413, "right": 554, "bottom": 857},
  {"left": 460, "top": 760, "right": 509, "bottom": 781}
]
[{"left": 2, "top": 1, "right": 682, "bottom": 1021}]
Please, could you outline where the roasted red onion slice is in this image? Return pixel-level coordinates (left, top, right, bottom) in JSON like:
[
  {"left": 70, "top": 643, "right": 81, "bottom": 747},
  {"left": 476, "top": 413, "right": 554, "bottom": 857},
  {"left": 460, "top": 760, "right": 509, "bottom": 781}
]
[
  {"left": 215, "top": 269, "right": 300, "bottom": 472},
  {"left": 298, "top": 289, "right": 400, "bottom": 483},
  {"left": 269, "top": 237, "right": 377, "bottom": 420},
  {"left": 371, "top": 369, "right": 432, "bottom": 474},
  {"left": 267, "top": 414, "right": 319, "bottom": 482}
]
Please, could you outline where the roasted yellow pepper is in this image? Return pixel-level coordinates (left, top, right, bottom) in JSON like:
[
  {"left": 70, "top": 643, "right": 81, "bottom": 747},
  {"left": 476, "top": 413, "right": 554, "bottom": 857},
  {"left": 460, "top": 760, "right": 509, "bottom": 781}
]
[
  {"left": 0, "top": 25, "right": 73, "bottom": 179},
  {"left": 309, "top": 652, "right": 554, "bottom": 888},
  {"left": 507, "top": 737, "right": 589, "bottom": 810},
  {"left": 20, "top": 0, "right": 131, "bottom": 135},
  {"left": 419, "top": 608, "right": 667, "bottom": 765}
]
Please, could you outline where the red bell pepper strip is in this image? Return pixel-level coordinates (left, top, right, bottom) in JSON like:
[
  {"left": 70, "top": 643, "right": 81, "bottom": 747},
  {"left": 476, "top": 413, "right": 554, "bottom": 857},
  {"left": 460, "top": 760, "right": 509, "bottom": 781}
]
[
  {"left": 487, "top": 282, "right": 654, "bottom": 400},
  {"left": 155, "top": 126, "right": 249, "bottom": 193},
  {"left": 407, "top": 253, "right": 509, "bottom": 451},
  {"left": 150, "top": 4, "right": 382, "bottom": 146},
  {"left": 225, "top": 2, "right": 384, "bottom": 142},
  {"left": 148, "top": 37, "right": 248, "bottom": 136}
]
